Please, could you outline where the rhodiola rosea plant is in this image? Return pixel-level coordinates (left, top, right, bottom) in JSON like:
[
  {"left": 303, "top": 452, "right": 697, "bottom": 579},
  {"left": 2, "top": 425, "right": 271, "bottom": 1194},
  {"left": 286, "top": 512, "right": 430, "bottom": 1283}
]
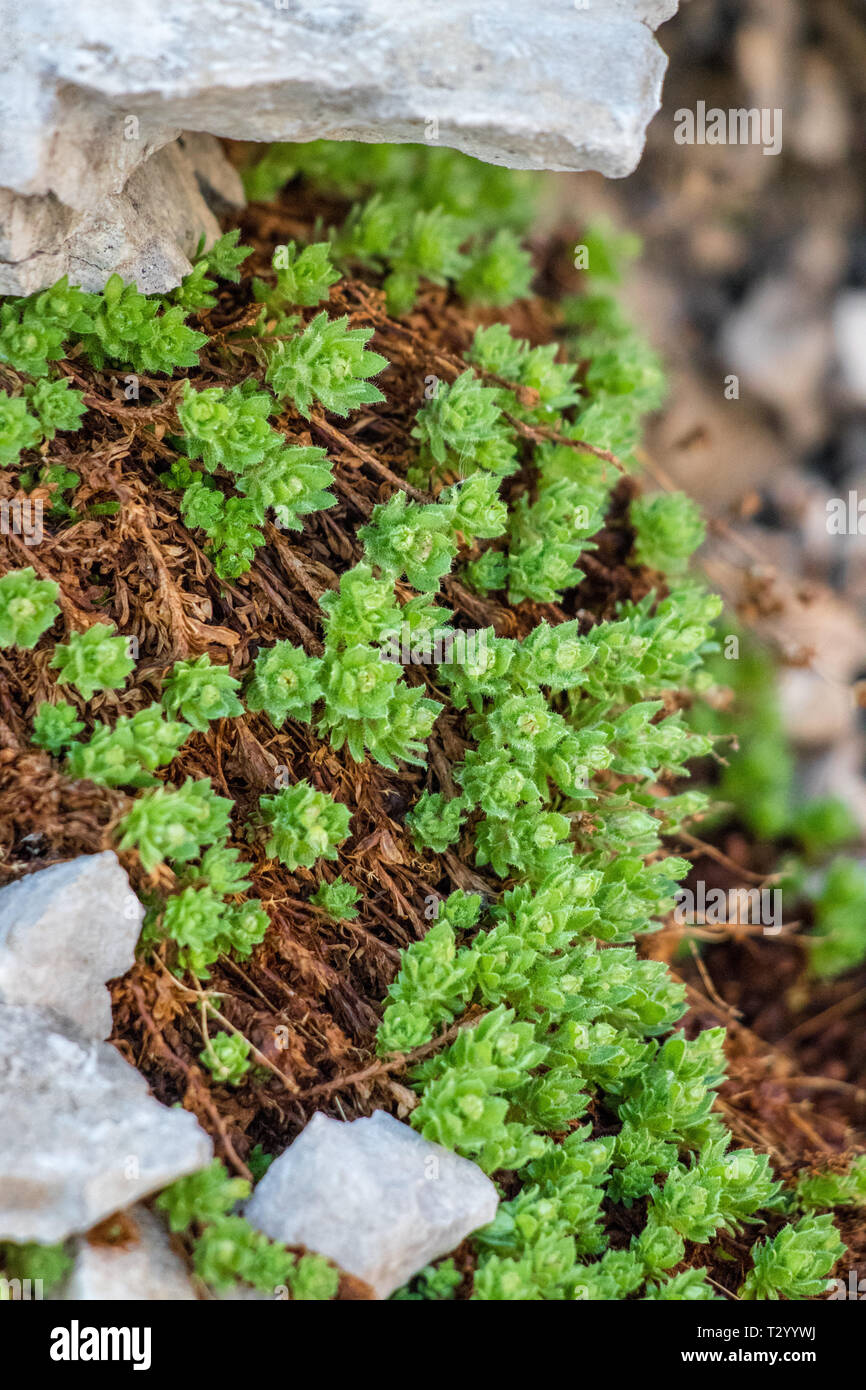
[{"left": 0, "top": 139, "right": 862, "bottom": 1301}]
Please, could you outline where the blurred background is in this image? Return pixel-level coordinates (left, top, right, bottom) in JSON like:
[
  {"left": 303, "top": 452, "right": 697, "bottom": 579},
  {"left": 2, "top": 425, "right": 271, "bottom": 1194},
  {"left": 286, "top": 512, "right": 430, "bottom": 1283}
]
[{"left": 563, "top": 0, "right": 866, "bottom": 830}]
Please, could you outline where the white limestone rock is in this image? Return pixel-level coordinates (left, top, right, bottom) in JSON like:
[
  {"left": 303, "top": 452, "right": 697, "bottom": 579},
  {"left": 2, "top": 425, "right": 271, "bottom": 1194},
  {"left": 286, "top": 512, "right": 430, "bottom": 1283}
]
[
  {"left": 0, "top": 133, "right": 244, "bottom": 295},
  {"left": 64, "top": 1206, "right": 198, "bottom": 1301},
  {"left": 0, "top": 0, "right": 679, "bottom": 293},
  {"left": 0, "top": 1001, "right": 213, "bottom": 1243},
  {"left": 0, "top": 852, "right": 143, "bottom": 1041},
  {"left": 244, "top": 1110, "right": 498, "bottom": 1300}
]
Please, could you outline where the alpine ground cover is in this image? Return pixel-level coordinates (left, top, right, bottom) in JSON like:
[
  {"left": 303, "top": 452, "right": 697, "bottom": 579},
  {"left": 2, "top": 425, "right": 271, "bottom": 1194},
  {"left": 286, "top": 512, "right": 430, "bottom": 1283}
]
[{"left": 0, "top": 140, "right": 863, "bottom": 1300}]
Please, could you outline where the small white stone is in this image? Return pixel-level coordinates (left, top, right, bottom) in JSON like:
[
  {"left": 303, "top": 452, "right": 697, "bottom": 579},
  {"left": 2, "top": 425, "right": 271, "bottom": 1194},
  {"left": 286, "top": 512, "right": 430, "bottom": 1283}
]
[
  {"left": 720, "top": 276, "right": 832, "bottom": 448},
  {"left": 244, "top": 1110, "right": 498, "bottom": 1300},
  {"left": 0, "top": 1001, "right": 213, "bottom": 1243},
  {"left": 778, "top": 668, "right": 856, "bottom": 750},
  {"left": 64, "top": 1206, "right": 197, "bottom": 1301},
  {"left": 0, "top": 852, "right": 143, "bottom": 1041},
  {"left": 834, "top": 291, "right": 866, "bottom": 408}
]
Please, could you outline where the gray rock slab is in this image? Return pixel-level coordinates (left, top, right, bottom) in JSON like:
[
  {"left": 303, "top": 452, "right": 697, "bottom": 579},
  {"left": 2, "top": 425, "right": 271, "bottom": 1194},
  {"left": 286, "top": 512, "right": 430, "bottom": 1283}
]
[
  {"left": 244, "top": 1110, "right": 498, "bottom": 1299},
  {"left": 0, "top": 852, "right": 143, "bottom": 1040},
  {"left": 0, "top": 1002, "right": 213, "bottom": 1244},
  {"left": 0, "top": 133, "right": 244, "bottom": 295},
  {"left": 64, "top": 1205, "right": 198, "bottom": 1301},
  {"left": 0, "top": 0, "right": 679, "bottom": 293}
]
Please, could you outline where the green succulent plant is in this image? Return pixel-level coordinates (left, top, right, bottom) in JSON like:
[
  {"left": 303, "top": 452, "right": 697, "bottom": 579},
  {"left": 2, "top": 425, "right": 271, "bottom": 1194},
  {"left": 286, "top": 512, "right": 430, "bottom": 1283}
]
[
  {"left": 6, "top": 148, "right": 856, "bottom": 1306},
  {"left": 177, "top": 381, "right": 275, "bottom": 476},
  {"left": 630, "top": 491, "right": 706, "bottom": 575},
  {"left": 24, "top": 378, "right": 87, "bottom": 438},
  {"left": 310, "top": 875, "right": 362, "bottom": 921},
  {"left": 116, "top": 777, "right": 233, "bottom": 873},
  {"left": 265, "top": 311, "right": 387, "bottom": 418},
  {"left": 30, "top": 699, "right": 84, "bottom": 754},
  {"left": 359, "top": 491, "right": 458, "bottom": 593},
  {"left": 739, "top": 1215, "right": 844, "bottom": 1300},
  {"left": 153, "top": 884, "right": 268, "bottom": 978},
  {"left": 245, "top": 641, "right": 323, "bottom": 725},
  {"left": 156, "top": 1158, "right": 337, "bottom": 1299},
  {"left": 79, "top": 274, "right": 207, "bottom": 374},
  {"left": 161, "top": 653, "right": 244, "bottom": 732},
  {"left": 201, "top": 1031, "right": 252, "bottom": 1086},
  {"left": 457, "top": 230, "right": 534, "bottom": 307},
  {"left": 253, "top": 240, "right": 340, "bottom": 312},
  {"left": 0, "top": 392, "right": 42, "bottom": 465},
  {"left": 50, "top": 621, "right": 134, "bottom": 699},
  {"left": 412, "top": 370, "right": 515, "bottom": 477},
  {"left": 64, "top": 705, "right": 190, "bottom": 787},
  {"left": 406, "top": 791, "right": 468, "bottom": 854},
  {"left": 256, "top": 780, "right": 351, "bottom": 870},
  {"left": 0, "top": 567, "right": 59, "bottom": 648}
]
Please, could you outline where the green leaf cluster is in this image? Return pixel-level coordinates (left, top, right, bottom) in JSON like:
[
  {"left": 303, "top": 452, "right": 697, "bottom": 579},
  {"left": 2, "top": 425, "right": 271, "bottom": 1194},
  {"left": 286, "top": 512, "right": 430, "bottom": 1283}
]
[
  {"left": 254, "top": 240, "right": 340, "bottom": 316},
  {"left": 739, "top": 1215, "right": 845, "bottom": 1300},
  {"left": 266, "top": 310, "right": 387, "bottom": 419},
  {"left": 80, "top": 275, "right": 208, "bottom": 374},
  {"left": 200, "top": 1031, "right": 252, "bottom": 1086},
  {"left": 809, "top": 858, "right": 866, "bottom": 979},
  {"left": 161, "top": 653, "right": 244, "bottom": 731},
  {"left": 255, "top": 779, "right": 351, "bottom": 870},
  {"left": 311, "top": 875, "right": 362, "bottom": 921},
  {"left": 49, "top": 621, "right": 134, "bottom": 698},
  {"left": 630, "top": 491, "right": 706, "bottom": 575},
  {"left": 64, "top": 705, "right": 189, "bottom": 787},
  {"left": 116, "top": 777, "right": 233, "bottom": 873},
  {"left": 468, "top": 323, "right": 581, "bottom": 420},
  {"left": 245, "top": 641, "right": 323, "bottom": 725},
  {"left": 0, "top": 567, "right": 59, "bottom": 648},
  {"left": 172, "top": 231, "right": 252, "bottom": 308},
  {"left": 406, "top": 791, "right": 468, "bottom": 854},
  {"left": 174, "top": 378, "right": 337, "bottom": 576},
  {"left": 0, "top": 379, "right": 86, "bottom": 465},
  {"left": 31, "top": 699, "right": 84, "bottom": 754},
  {"left": 0, "top": 1240, "right": 72, "bottom": 1294},
  {"left": 148, "top": 886, "right": 268, "bottom": 978},
  {"left": 244, "top": 141, "right": 536, "bottom": 236},
  {"left": 412, "top": 371, "right": 517, "bottom": 480},
  {"left": 248, "top": 142, "right": 540, "bottom": 314},
  {"left": 312, "top": 560, "right": 443, "bottom": 770},
  {"left": 791, "top": 1156, "right": 866, "bottom": 1213}
]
